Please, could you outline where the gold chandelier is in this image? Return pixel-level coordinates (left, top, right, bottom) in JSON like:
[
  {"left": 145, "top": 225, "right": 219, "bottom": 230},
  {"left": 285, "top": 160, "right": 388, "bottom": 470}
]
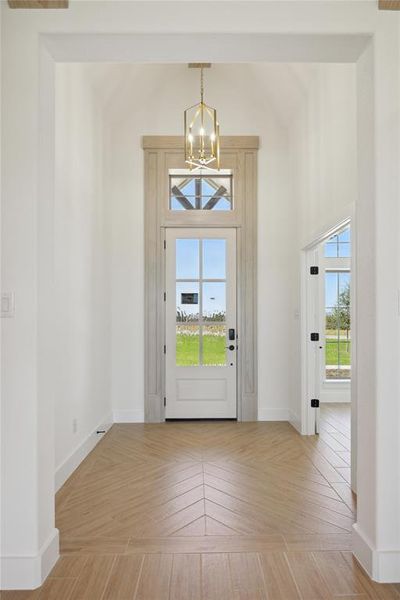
[{"left": 184, "top": 64, "right": 220, "bottom": 170}]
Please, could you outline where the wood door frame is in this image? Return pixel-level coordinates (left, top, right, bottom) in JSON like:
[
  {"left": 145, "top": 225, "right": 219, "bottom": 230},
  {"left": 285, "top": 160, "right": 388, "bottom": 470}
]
[{"left": 143, "top": 135, "right": 259, "bottom": 422}]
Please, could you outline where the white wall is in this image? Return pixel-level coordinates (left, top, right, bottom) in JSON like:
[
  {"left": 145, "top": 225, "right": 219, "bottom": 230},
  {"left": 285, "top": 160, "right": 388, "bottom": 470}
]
[
  {"left": 54, "top": 64, "right": 112, "bottom": 486},
  {"left": 1, "top": 0, "right": 400, "bottom": 588},
  {"left": 291, "top": 64, "right": 357, "bottom": 247},
  {"left": 97, "top": 63, "right": 299, "bottom": 423},
  {"left": 289, "top": 64, "right": 357, "bottom": 421}
]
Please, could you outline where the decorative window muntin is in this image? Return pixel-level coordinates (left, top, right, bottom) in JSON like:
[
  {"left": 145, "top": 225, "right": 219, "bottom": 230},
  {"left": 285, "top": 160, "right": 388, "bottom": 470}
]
[{"left": 169, "top": 170, "right": 233, "bottom": 211}]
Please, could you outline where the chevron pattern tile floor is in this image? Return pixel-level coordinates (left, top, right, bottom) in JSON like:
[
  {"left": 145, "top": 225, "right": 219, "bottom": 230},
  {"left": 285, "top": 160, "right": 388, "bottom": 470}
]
[{"left": 2, "top": 416, "right": 399, "bottom": 599}]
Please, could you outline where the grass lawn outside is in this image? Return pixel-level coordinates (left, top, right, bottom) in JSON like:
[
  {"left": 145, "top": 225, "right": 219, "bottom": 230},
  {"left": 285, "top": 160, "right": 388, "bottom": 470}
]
[
  {"left": 175, "top": 328, "right": 351, "bottom": 369},
  {"left": 326, "top": 340, "right": 351, "bottom": 366},
  {"left": 176, "top": 328, "right": 226, "bottom": 366}
]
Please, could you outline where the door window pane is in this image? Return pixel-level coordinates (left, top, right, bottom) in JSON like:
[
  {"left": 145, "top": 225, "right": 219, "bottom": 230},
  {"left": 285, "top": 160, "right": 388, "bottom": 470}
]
[
  {"left": 203, "top": 239, "right": 226, "bottom": 279},
  {"left": 176, "top": 325, "right": 199, "bottom": 366},
  {"left": 203, "top": 282, "right": 226, "bottom": 321},
  {"left": 174, "top": 235, "right": 232, "bottom": 368},
  {"left": 176, "top": 282, "right": 200, "bottom": 321},
  {"left": 202, "top": 325, "right": 226, "bottom": 366},
  {"left": 176, "top": 239, "right": 199, "bottom": 279}
]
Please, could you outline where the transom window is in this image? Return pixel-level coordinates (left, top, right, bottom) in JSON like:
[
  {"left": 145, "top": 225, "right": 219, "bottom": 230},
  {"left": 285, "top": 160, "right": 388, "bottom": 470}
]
[
  {"left": 169, "top": 170, "right": 233, "bottom": 211},
  {"left": 324, "top": 227, "right": 350, "bottom": 257}
]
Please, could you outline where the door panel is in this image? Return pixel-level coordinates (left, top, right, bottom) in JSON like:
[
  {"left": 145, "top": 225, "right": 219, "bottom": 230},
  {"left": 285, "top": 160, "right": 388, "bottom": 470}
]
[{"left": 165, "top": 228, "right": 237, "bottom": 419}]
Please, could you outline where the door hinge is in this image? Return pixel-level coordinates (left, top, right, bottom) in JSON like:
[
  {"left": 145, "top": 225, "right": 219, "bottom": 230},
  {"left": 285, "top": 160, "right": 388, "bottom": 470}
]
[
  {"left": 164, "top": 292, "right": 166, "bottom": 301},
  {"left": 310, "top": 332, "right": 320, "bottom": 341},
  {"left": 310, "top": 266, "right": 319, "bottom": 275},
  {"left": 163, "top": 240, "right": 166, "bottom": 250},
  {"left": 163, "top": 344, "right": 166, "bottom": 354},
  {"left": 311, "top": 399, "right": 320, "bottom": 408},
  {"left": 164, "top": 397, "right": 166, "bottom": 407}
]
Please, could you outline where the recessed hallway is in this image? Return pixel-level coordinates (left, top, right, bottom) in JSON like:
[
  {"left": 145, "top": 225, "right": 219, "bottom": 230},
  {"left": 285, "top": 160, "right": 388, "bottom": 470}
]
[{"left": 3, "top": 421, "right": 399, "bottom": 599}]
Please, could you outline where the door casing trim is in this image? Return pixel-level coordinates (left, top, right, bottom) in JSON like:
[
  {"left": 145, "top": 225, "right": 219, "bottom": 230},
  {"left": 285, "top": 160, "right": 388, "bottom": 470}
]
[{"left": 143, "top": 136, "right": 259, "bottom": 422}]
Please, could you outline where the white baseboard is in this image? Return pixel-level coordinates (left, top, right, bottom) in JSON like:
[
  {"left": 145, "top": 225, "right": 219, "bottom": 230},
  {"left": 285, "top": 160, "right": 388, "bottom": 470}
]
[
  {"left": 353, "top": 523, "right": 374, "bottom": 577},
  {"left": 289, "top": 410, "right": 302, "bottom": 433},
  {"left": 258, "top": 408, "right": 291, "bottom": 421},
  {"left": 55, "top": 411, "right": 113, "bottom": 492},
  {"left": 353, "top": 523, "right": 400, "bottom": 583},
  {"left": 0, "top": 528, "right": 59, "bottom": 590},
  {"left": 113, "top": 409, "right": 144, "bottom": 423}
]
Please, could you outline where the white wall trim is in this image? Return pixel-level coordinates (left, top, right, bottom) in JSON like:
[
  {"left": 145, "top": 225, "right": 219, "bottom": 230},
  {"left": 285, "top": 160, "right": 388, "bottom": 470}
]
[
  {"left": 258, "top": 408, "right": 291, "bottom": 421},
  {"left": 0, "top": 528, "right": 59, "bottom": 590},
  {"left": 289, "top": 410, "right": 302, "bottom": 433},
  {"left": 55, "top": 412, "right": 113, "bottom": 492},
  {"left": 353, "top": 523, "right": 400, "bottom": 583},
  {"left": 113, "top": 409, "right": 145, "bottom": 423},
  {"left": 301, "top": 210, "right": 352, "bottom": 252},
  {"left": 353, "top": 523, "right": 374, "bottom": 577}
]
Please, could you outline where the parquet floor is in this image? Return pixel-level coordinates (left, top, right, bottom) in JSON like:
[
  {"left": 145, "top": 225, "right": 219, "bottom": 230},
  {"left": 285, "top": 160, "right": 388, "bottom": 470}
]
[
  {"left": 319, "top": 402, "right": 352, "bottom": 488},
  {"left": 2, "top": 417, "right": 400, "bottom": 599}
]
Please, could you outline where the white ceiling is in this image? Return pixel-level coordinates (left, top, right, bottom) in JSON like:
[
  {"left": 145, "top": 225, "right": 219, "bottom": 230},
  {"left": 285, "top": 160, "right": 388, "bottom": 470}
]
[{"left": 71, "top": 62, "right": 321, "bottom": 127}]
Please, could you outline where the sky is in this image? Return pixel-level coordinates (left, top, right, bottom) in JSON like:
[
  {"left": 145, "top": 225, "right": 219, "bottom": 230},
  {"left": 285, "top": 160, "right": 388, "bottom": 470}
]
[{"left": 176, "top": 238, "right": 227, "bottom": 318}]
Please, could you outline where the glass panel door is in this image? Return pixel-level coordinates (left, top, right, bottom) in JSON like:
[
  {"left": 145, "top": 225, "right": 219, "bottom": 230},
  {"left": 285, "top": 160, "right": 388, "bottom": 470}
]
[{"left": 165, "top": 228, "right": 237, "bottom": 419}]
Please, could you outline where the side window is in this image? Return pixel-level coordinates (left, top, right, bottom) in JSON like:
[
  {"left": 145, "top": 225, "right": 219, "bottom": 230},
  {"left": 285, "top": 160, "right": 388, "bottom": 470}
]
[{"left": 324, "top": 227, "right": 351, "bottom": 380}]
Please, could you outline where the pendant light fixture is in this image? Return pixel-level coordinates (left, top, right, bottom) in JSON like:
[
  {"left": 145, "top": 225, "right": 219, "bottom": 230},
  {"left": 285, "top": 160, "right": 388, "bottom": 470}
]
[{"left": 184, "top": 63, "right": 220, "bottom": 170}]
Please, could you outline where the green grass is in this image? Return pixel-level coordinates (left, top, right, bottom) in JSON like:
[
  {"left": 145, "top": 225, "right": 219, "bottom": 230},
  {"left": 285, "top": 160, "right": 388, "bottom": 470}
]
[
  {"left": 203, "top": 334, "right": 226, "bottom": 366},
  {"left": 176, "top": 333, "right": 226, "bottom": 366},
  {"left": 176, "top": 331, "right": 350, "bottom": 368},
  {"left": 326, "top": 340, "right": 351, "bottom": 366}
]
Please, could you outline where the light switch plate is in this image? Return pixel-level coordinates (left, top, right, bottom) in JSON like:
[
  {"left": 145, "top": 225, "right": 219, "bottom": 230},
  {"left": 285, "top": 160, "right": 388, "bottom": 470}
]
[{"left": 1, "top": 292, "right": 15, "bottom": 318}]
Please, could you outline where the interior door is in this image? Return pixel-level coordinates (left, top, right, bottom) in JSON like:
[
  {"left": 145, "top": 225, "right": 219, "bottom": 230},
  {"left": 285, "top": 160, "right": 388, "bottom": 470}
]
[{"left": 165, "top": 228, "right": 237, "bottom": 419}]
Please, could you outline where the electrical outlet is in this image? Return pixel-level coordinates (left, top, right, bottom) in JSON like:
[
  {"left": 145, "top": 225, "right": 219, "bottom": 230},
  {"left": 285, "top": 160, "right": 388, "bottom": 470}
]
[{"left": 72, "top": 418, "right": 78, "bottom": 434}]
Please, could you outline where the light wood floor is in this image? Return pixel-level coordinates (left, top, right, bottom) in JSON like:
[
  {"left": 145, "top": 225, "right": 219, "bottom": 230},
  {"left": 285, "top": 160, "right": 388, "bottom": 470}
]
[
  {"left": 2, "top": 413, "right": 400, "bottom": 599},
  {"left": 320, "top": 402, "right": 352, "bottom": 487}
]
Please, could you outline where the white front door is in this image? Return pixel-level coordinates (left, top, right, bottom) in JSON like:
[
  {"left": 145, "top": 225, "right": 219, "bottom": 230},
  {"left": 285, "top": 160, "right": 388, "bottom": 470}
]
[{"left": 165, "top": 228, "right": 237, "bottom": 419}]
